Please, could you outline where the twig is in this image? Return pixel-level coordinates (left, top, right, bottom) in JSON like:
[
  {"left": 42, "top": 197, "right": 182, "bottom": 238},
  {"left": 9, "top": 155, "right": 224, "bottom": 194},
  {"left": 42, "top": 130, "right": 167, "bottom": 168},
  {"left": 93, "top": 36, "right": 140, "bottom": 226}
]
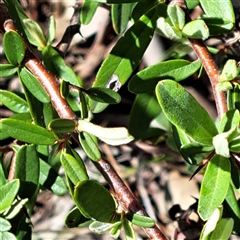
[
  {"left": 173, "top": 0, "right": 228, "bottom": 118},
  {"left": 0, "top": 4, "right": 168, "bottom": 239}
]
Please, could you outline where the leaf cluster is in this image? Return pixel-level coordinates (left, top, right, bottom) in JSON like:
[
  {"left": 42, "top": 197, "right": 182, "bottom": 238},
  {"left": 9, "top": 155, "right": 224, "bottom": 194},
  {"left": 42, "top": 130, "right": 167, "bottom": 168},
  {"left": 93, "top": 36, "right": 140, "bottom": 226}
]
[{"left": 0, "top": 0, "right": 239, "bottom": 239}]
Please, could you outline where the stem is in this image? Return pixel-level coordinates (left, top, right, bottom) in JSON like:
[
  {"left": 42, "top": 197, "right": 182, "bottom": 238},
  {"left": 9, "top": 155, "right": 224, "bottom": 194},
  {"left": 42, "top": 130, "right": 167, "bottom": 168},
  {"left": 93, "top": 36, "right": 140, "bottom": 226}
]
[
  {"left": 189, "top": 39, "right": 227, "bottom": 117},
  {"left": 176, "top": 1, "right": 228, "bottom": 118},
  {"left": 0, "top": 4, "right": 168, "bottom": 239}
]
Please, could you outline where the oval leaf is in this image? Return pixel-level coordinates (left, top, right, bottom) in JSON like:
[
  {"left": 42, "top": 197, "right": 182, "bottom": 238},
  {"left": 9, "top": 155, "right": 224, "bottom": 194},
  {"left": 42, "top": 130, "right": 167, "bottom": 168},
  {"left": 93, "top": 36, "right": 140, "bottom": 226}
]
[
  {"left": 210, "top": 218, "right": 233, "bottom": 240},
  {"left": 74, "top": 180, "right": 116, "bottom": 222},
  {"left": 199, "top": 207, "right": 222, "bottom": 240},
  {"left": 61, "top": 152, "right": 88, "bottom": 186},
  {"left": 0, "top": 218, "right": 11, "bottom": 231},
  {"left": 89, "top": 5, "right": 162, "bottom": 113},
  {"left": 167, "top": 4, "right": 185, "bottom": 30},
  {"left": 19, "top": 67, "right": 50, "bottom": 103},
  {"left": 0, "top": 64, "right": 18, "bottom": 78},
  {"left": 0, "top": 118, "right": 57, "bottom": 145},
  {"left": 126, "top": 213, "right": 155, "bottom": 228},
  {"left": 89, "top": 221, "right": 121, "bottom": 234},
  {"left": 39, "top": 159, "right": 67, "bottom": 196},
  {"left": 156, "top": 80, "right": 218, "bottom": 145},
  {"left": 0, "top": 90, "right": 28, "bottom": 113},
  {"left": 0, "top": 232, "right": 17, "bottom": 240},
  {"left": 48, "top": 119, "right": 76, "bottom": 135},
  {"left": 15, "top": 145, "right": 39, "bottom": 199},
  {"left": 129, "top": 59, "right": 201, "bottom": 93},
  {"left": 3, "top": 30, "right": 25, "bottom": 65},
  {"left": 3, "top": 198, "right": 28, "bottom": 220},
  {"left": 46, "top": 16, "right": 56, "bottom": 45},
  {"left": 78, "top": 132, "right": 101, "bottom": 162},
  {"left": 198, "top": 155, "right": 231, "bottom": 221},
  {"left": 128, "top": 92, "right": 165, "bottom": 139},
  {"left": 182, "top": 20, "right": 209, "bottom": 40},
  {"left": 111, "top": 3, "right": 133, "bottom": 34},
  {"left": 80, "top": 1, "right": 99, "bottom": 25},
  {"left": 42, "top": 46, "right": 82, "bottom": 87},
  {"left": 23, "top": 18, "right": 46, "bottom": 49},
  {"left": 65, "top": 207, "right": 91, "bottom": 228},
  {"left": 200, "top": 0, "right": 235, "bottom": 24},
  {"left": 0, "top": 179, "right": 20, "bottom": 214},
  {"left": 78, "top": 119, "right": 134, "bottom": 146},
  {"left": 86, "top": 87, "right": 121, "bottom": 104}
]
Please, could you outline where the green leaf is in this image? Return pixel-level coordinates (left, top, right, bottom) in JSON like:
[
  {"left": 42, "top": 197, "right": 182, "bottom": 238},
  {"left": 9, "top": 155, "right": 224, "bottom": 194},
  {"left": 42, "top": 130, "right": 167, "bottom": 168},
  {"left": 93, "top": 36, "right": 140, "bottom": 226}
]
[
  {"left": 0, "top": 156, "right": 7, "bottom": 188},
  {"left": 61, "top": 152, "right": 89, "bottom": 186},
  {"left": 42, "top": 46, "right": 83, "bottom": 87},
  {"left": 182, "top": 20, "right": 209, "bottom": 40},
  {"left": 23, "top": 18, "right": 46, "bottom": 50},
  {"left": 3, "top": 198, "right": 28, "bottom": 220},
  {"left": 200, "top": 207, "right": 222, "bottom": 240},
  {"left": 156, "top": 80, "right": 218, "bottom": 145},
  {"left": 129, "top": 60, "right": 201, "bottom": 93},
  {"left": 123, "top": 219, "right": 135, "bottom": 240},
  {"left": 20, "top": 81, "right": 45, "bottom": 126},
  {"left": 78, "top": 119, "right": 134, "bottom": 145},
  {"left": 86, "top": 87, "right": 121, "bottom": 104},
  {"left": 81, "top": 1, "right": 99, "bottom": 25},
  {"left": 181, "top": 142, "right": 214, "bottom": 156},
  {"left": 167, "top": 4, "right": 185, "bottom": 30},
  {"left": 131, "top": 1, "right": 157, "bottom": 21},
  {"left": 218, "top": 60, "right": 239, "bottom": 82},
  {"left": 185, "top": 0, "right": 199, "bottom": 9},
  {"left": 74, "top": 180, "right": 116, "bottom": 222},
  {"left": 0, "top": 113, "right": 32, "bottom": 140},
  {"left": 89, "top": 221, "right": 122, "bottom": 234},
  {"left": 3, "top": 30, "right": 25, "bottom": 65},
  {"left": 224, "top": 185, "right": 240, "bottom": 233},
  {"left": 46, "top": 16, "right": 56, "bottom": 45},
  {"left": 200, "top": 0, "right": 235, "bottom": 24},
  {"left": 89, "top": 5, "right": 162, "bottom": 112},
  {"left": 19, "top": 67, "right": 50, "bottom": 103},
  {"left": 203, "top": 18, "right": 234, "bottom": 35},
  {"left": 218, "top": 109, "right": 239, "bottom": 133},
  {"left": 0, "top": 179, "right": 20, "bottom": 214},
  {"left": 156, "top": 16, "right": 182, "bottom": 41},
  {"left": 210, "top": 218, "right": 233, "bottom": 240},
  {"left": 199, "top": 0, "right": 235, "bottom": 34},
  {"left": 229, "top": 136, "right": 240, "bottom": 153},
  {"left": 48, "top": 119, "right": 76, "bottom": 135},
  {"left": 110, "top": 222, "right": 122, "bottom": 239},
  {"left": 79, "top": 91, "right": 88, "bottom": 119},
  {"left": 15, "top": 145, "right": 39, "bottom": 199},
  {"left": 0, "top": 90, "right": 28, "bottom": 113},
  {"left": 111, "top": 3, "right": 133, "bottom": 34},
  {"left": 78, "top": 132, "right": 101, "bottom": 162},
  {"left": 0, "top": 232, "right": 17, "bottom": 240},
  {"left": 233, "top": 84, "right": 240, "bottom": 111},
  {"left": 126, "top": 213, "right": 155, "bottom": 228},
  {"left": 0, "top": 64, "right": 18, "bottom": 78},
  {"left": 39, "top": 159, "right": 67, "bottom": 196},
  {"left": 198, "top": 155, "right": 231, "bottom": 221},
  {"left": 65, "top": 207, "right": 91, "bottom": 228},
  {"left": 0, "top": 118, "right": 57, "bottom": 145},
  {"left": 43, "top": 102, "right": 59, "bottom": 127},
  {"left": 0, "top": 217, "right": 12, "bottom": 231},
  {"left": 128, "top": 92, "right": 165, "bottom": 139},
  {"left": 213, "top": 128, "right": 237, "bottom": 158}
]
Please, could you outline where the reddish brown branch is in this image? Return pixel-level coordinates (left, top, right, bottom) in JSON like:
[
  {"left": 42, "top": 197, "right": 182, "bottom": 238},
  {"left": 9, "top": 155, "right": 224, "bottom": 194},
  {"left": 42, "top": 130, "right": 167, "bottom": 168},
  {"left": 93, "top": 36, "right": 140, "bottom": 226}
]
[
  {"left": 94, "top": 157, "right": 168, "bottom": 240},
  {"left": 177, "top": 1, "right": 228, "bottom": 118},
  {"left": 189, "top": 39, "right": 228, "bottom": 117},
  {"left": 0, "top": 4, "right": 168, "bottom": 239}
]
